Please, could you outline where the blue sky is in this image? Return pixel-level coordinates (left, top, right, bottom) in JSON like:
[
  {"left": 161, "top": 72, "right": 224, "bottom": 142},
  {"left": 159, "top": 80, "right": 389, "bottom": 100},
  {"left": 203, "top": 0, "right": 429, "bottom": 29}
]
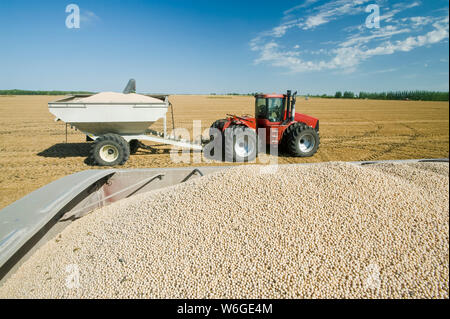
[{"left": 0, "top": 0, "right": 448, "bottom": 94}]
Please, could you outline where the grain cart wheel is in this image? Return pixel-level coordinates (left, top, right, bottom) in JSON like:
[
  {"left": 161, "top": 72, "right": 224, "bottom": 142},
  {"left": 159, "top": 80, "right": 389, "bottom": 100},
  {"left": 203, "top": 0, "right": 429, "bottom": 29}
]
[
  {"left": 224, "top": 125, "right": 257, "bottom": 162},
  {"left": 89, "top": 133, "right": 130, "bottom": 166},
  {"left": 129, "top": 139, "right": 139, "bottom": 154},
  {"left": 283, "top": 123, "right": 320, "bottom": 157}
]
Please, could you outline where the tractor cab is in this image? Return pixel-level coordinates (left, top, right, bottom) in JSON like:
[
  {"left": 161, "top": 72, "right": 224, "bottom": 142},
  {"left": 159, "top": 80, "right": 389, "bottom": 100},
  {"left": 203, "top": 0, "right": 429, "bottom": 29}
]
[{"left": 255, "top": 94, "right": 286, "bottom": 123}]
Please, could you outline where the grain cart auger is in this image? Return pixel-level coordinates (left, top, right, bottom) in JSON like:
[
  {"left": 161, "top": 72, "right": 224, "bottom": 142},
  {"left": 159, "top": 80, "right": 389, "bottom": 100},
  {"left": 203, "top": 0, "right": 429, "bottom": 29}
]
[{"left": 208, "top": 90, "right": 320, "bottom": 162}]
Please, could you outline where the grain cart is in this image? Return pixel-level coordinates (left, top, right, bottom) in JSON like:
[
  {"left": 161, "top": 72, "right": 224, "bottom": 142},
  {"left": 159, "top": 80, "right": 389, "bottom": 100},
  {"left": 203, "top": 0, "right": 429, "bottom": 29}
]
[
  {"left": 48, "top": 80, "right": 202, "bottom": 166},
  {"left": 209, "top": 90, "right": 320, "bottom": 162}
]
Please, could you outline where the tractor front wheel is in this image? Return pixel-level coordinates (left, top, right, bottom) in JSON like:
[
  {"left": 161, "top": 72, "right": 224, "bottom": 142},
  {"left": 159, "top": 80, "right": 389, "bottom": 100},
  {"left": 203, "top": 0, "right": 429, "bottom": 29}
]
[
  {"left": 224, "top": 125, "right": 257, "bottom": 162},
  {"left": 89, "top": 133, "right": 130, "bottom": 166},
  {"left": 283, "top": 123, "right": 320, "bottom": 157}
]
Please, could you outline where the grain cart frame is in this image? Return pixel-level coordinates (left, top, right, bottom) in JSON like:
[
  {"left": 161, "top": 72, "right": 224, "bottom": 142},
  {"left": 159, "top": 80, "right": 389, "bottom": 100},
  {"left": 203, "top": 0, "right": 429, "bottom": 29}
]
[
  {"left": 209, "top": 90, "right": 320, "bottom": 162},
  {"left": 48, "top": 94, "right": 202, "bottom": 166}
]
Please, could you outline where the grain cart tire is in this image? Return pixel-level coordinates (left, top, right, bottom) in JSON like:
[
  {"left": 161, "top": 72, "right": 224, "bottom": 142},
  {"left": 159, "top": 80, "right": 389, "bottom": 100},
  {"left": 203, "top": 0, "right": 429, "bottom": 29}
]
[
  {"left": 224, "top": 125, "right": 257, "bottom": 162},
  {"left": 283, "top": 123, "right": 320, "bottom": 157},
  {"left": 90, "top": 133, "right": 130, "bottom": 166},
  {"left": 129, "top": 139, "right": 139, "bottom": 154}
]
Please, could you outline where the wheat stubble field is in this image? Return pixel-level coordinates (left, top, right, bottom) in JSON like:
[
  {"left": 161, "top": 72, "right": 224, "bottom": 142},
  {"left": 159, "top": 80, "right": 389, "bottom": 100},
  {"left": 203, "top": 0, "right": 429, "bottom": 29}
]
[{"left": 0, "top": 95, "right": 448, "bottom": 209}]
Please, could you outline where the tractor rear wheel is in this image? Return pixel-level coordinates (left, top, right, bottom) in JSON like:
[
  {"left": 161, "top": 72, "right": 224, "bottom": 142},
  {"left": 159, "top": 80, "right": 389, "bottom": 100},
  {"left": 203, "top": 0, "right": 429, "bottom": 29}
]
[
  {"left": 209, "top": 119, "right": 226, "bottom": 140},
  {"left": 206, "top": 119, "right": 226, "bottom": 159},
  {"left": 224, "top": 125, "right": 257, "bottom": 162},
  {"left": 89, "top": 133, "right": 130, "bottom": 166},
  {"left": 283, "top": 123, "right": 320, "bottom": 157}
]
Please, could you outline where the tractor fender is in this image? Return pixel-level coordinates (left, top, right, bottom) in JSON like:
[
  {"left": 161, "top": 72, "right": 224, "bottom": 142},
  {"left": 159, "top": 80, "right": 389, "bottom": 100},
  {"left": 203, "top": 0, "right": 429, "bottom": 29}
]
[
  {"left": 222, "top": 118, "right": 256, "bottom": 131},
  {"left": 294, "top": 113, "right": 319, "bottom": 130}
]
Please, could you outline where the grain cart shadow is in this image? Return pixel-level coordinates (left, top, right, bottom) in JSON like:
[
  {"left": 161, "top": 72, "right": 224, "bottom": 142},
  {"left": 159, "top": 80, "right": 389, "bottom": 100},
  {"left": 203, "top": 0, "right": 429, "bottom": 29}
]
[
  {"left": 38, "top": 143, "right": 92, "bottom": 158},
  {"left": 39, "top": 142, "right": 175, "bottom": 165},
  {"left": 202, "top": 142, "right": 297, "bottom": 163}
]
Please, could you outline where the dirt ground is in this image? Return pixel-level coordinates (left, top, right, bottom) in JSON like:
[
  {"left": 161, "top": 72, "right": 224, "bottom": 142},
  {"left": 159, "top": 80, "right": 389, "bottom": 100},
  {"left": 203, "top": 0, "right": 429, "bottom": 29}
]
[{"left": 0, "top": 95, "right": 448, "bottom": 209}]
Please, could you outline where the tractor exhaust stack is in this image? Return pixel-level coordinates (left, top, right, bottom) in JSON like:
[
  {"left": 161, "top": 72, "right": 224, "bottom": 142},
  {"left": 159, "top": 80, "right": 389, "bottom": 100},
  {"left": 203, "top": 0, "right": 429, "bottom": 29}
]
[
  {"left": 286, "top": 90, "right": 291, "bottom": 122},
  {"left": 290, "top": 91, "right": 297, "bottom": 122}
]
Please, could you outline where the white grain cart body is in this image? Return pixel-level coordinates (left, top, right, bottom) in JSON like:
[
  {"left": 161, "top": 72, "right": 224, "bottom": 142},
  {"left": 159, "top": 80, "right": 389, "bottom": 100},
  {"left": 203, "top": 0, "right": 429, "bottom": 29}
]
[
  {"left": 48, "top": 94, "right": 169, "bottom": 138},
  {"left": 48, "top": 93, "right": 202, "bottom": 165}
]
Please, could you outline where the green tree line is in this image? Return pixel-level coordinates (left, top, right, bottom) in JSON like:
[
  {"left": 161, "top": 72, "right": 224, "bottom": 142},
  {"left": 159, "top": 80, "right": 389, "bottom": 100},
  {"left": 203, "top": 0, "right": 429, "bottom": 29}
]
[
  {"left": 0, "top": 89, "right": 94, "bottom": 95},
  {"left": 357, "top": 90, "right": 448, "bottom": 101},
  {"left": 308, "top": 90, "right": 448, "bottom": 101},
  {"left": 2, "top": 89, "right": 448, "bottom": 101}
]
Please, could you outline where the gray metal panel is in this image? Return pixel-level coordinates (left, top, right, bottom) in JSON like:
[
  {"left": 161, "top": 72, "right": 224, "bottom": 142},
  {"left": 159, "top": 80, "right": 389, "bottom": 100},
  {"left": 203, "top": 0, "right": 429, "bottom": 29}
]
[
  {"left": 0, "top": 166, "right": 230, "bottom": 281},
  {"left": 0, "top": 169, "right": 114, "bottom": 270}
]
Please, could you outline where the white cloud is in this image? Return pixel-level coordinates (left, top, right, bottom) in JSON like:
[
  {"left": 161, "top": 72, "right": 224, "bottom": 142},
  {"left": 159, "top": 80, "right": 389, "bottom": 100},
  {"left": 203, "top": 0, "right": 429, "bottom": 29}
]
[
  {"left": 299, "top": 0, "right": 370, "bottom": 30},
  {"left": 250, "top": 1, "right": 449, "bottom": 73},
  {"left": 382, "top": 1, "right": 421, "bottom": 22},
  {"left": 371, "top": 68, "right": 398, "bottom": 74},
  {"left": 80, "top": 10, "right": 100, "bottom": 25},
  {"left": 340, "top": 25, "right": 411, "bottom": 47},
  {"left": 408, "top": 16, "right": 433, "bottom": 27},
  {"left": 284, "top": 0, "right": 320, "bottom": 15},
  {"left": 304, "top": 13, "right": 329, "bottom": 29},
  {"left": 266, "top": 0, "right": 372, "bottom": 37}
]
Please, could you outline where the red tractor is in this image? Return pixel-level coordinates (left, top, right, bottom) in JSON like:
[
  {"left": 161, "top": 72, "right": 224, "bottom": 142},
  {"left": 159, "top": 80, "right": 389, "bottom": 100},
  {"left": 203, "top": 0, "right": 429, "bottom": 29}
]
[{"left": 208, "top": 90, "right": 320, "bottom": 162}]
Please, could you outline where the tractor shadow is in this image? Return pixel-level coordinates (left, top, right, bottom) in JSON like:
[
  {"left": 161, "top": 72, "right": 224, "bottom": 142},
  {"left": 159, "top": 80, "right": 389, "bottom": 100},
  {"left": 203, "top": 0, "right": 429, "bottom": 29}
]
[{"left": 202, "top": 143, "right": 291, "bottom": 163}]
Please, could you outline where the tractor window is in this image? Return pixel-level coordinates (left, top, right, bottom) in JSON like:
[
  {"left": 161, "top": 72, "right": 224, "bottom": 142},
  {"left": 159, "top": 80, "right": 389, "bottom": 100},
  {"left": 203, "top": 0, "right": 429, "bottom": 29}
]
[
  {"left": 255, "top": 98, "right": 267, "bottom": 119},
  {"left": 267, "top": 98, "right": 283, "bottom": 122},
  {"left": 255, "top": 97, "right": 284, "bottom": 122}
]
